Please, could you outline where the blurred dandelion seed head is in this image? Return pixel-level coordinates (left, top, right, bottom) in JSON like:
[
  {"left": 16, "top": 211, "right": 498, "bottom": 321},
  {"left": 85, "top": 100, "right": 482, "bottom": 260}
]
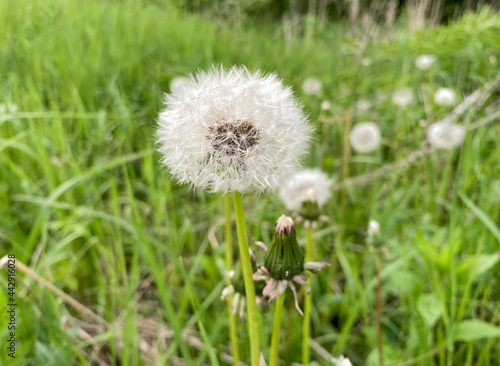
[
  {"left": 427, "top": 122, "right": 465, "bottom": 149},
  {"left": 349, "top": 122, "right": 381, "bottom": 153},
  {"left": 434, "top": 88, "right": 456, "bottom": 106},
  {"left": 279, "top": 169, "right": 332, "bottom": 212},
  {"left": 392, "top": 88, "right": 413, "bottom": 107},
  {"left": 157, "top": 65, "right": 312, "bottom": 193},
  {"left": 321, "top": 100, "right": 332, "bottom": 111},
  {"left": 415, "top": 54, "right": 437, "bottom": 70},
  {"left": 302, "top": 77, "right": 322, "bottom": 95}
]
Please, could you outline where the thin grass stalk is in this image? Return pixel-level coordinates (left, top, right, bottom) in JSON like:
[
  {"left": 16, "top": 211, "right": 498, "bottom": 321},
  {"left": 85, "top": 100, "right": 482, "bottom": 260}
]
[
  {"left": 270, "top": 292, "right": 286, "bottom": 366},
  {"left": 302, "top": 225, "right": 315, "bottom": 364},
  {"left": 375, "top": 253, "right": 384, "bottom": 366},
  {"left": 232, "top": 191, "right": 260, "bottom": 366},
  {"left": 224, "top": 193, "right": 240, "bottom": 366}
]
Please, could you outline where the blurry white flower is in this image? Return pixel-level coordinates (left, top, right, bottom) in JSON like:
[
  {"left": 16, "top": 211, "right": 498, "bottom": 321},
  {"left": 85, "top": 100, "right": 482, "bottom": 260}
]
[
  {"left": 427, "top": 122, "right": 465, "bottom": 149},
  {"left": 434, "top": 88, "right": 456, "bottom": 106},
  {"left": 157, "top": 66, "right": 312, "bottom": 193},
  {"left": 349, "top": 122, "right": 381, "bottom": 153},
  {"left": 333, "top": 355, "right": 353, "bottom": 366},
  {"left": 356, "top": 99, "right": 370, "bottom": 111},
  {"left": 415, "top": 54, "right": 437, "bottom": 70},
  {"left": 361, "top": 58, "right": 371, "bottom": 67},
  {"left": 169, "top": 76, "right": 191, "bottom": 93},
  {"left": 368, "top": 220, "right": 380, "bottom": 237},
  {"left": 280, "top": 169, "right": 331, "bottom": 212},
  {"left": 392, "top": 88, "right": 413, "bottom": 107},
  {"left": 321, "top": 100, "right": 332, "bottom": 111},
  {"left": 302, "top": 77, "right": 322, "bottom": 95}
]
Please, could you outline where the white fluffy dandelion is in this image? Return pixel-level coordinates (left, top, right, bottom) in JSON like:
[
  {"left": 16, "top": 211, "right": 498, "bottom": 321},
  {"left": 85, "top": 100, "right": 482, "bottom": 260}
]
[
  {"left": 434, "top": 88, "right": 456, "bottom": 106},
  {"left": 157, "top": 66, "right": 312, "bottom": 193},
  {"left": 302, "top": 77, "right": 322, "bottom": 96},
  {"left": 427, "top": 122, "right": 465, "bottom": 149},
  {"left": 415, "top": 54, "right": 437, "bottom": 70},
  {"left": 169, "top": 76, "right": 191, "bottom": 93},
  {"left": 279, "top": 169, "right": 331, "bottom": 212},
  {"left": 392, "top": 88, "right": 413, "bottom": 107},
  {"left": 349, "top": 122, "right": 381, "bottom": 153}
]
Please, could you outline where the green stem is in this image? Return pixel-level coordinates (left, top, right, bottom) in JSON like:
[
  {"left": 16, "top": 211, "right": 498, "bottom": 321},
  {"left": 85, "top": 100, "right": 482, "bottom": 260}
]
[
  {"left": 302, "top": 225, "right": 315, "bottom": 364},
  {"left": 232, "top": 191, "right": 260, "bottom": 366},
  {"left": 224, "top": 194, "right": 240, "bottom": 366},
  {"left": 374, "top": 249, "right": 383, "bottom": 366},
  {"left": 270, "top": 292, "right": 286, "bottom": 366}
]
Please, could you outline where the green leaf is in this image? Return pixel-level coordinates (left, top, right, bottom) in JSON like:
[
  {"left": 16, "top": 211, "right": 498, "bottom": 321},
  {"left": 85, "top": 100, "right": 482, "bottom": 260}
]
[
  {"left": 457, "top": 254, "right": 500, "bottom": 282},
  {"left": 454, "top": 320, "right": 500, "bottom": 342},
  {"left": 459, "top": 193, "right": 500, "bottom": 243},
  {"left": 417, "top": 293, "right": 444, "bottom": 327}
]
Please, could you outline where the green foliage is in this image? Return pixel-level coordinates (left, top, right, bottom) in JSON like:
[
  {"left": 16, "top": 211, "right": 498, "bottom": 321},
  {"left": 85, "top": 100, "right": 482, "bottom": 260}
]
[{"left": 0, "top": 0, "right": 500, "bottom": 365}]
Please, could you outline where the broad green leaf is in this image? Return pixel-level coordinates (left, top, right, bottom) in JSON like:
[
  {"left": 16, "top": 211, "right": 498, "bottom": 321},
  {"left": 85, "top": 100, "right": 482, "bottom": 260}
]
[
  {"left": 454, "top": 320, "right": 500, "bottom": 342},
  {"left": 457, "top": 254, "right": 500, "bottom": 282},
  {"left": 417, "top": 293, "right": 444, "bottom": 327}
]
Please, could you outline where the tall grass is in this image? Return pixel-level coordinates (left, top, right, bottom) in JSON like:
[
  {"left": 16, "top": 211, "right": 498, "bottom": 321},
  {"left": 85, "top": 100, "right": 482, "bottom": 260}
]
[{"left": 1, "top": 0, "right": 499, "bottom": 365}]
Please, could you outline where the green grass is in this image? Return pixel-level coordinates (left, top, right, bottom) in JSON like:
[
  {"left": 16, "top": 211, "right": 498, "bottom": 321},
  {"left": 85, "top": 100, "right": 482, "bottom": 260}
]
[{"left": 1, "top": 1, "right": 500, "bottom": 365}]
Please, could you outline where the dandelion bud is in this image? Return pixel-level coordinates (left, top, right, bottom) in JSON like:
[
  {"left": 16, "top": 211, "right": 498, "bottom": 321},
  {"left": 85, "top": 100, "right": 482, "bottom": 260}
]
[
  {"left": 349, "top": 122, "right": 381, "bottom": 153},
  {"left": 264, "top": 215, "right": 304, "bottom": 280},
  {"left": 392, "top": 88, "right": 413, "bottom": 107},
  {"left": 302, "top": 77, "right": 322, "bottom": 96},
  {"left": 427, "top": 122, "right": 465, "bottom": 149},
  {"left": 415, "top": 54, "right": 436, "bottom": 70},
  {"left": 279, "top": 169, "right": 331, "bottom": 221},
  {"left": 157, "top": 66, "right": 312, "bottom": 193},
  {"left": 434, "top": 88, "right": 456, "bottom": 106}
]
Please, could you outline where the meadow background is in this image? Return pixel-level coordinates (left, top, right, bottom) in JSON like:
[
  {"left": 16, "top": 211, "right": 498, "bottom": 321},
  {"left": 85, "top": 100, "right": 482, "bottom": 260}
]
[{"left": 1, "top": 0, "right": 500, "bottom": 365}]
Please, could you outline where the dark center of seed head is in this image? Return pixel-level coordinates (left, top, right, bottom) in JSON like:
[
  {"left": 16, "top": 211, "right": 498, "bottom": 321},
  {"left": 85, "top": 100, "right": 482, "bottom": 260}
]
[{"left": 207, "top": 120, "right": 260, "bottom": 156}]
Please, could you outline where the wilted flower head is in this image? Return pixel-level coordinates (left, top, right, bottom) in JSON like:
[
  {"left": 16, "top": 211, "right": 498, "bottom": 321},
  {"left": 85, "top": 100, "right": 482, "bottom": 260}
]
[
  {"left": 415, "top": 54, "right": 437, "bottom": 70},
  {"left": 434, "top": 88, "right": 456, "bottom": 106},
  {"left": 279, "top": 169, "right": 331, "bottom": 221},
  {"left": 253, "top": 215, "right": 330, "bottom": 315},
  {"left": 427, "top": 122, "right": 465, "bottom": 149},
  {"left": 157, "top": 66, "right": 312, "bottom": 193},
  {"left": 392, "top": 88, "right": 413, "bottom": 107},
  {"left": 169, "top": 76, "right": 191, "bottom": 93},
  {"left": 349, "top": 122, "right": 381, "bottom": 153},
  {"left": 302, "top": 77, "right": 322, "bottom": 96}
]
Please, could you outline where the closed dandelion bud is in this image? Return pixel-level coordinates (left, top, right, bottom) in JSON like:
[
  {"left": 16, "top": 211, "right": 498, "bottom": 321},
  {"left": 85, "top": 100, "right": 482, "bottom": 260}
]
[{"left": 264, "top": 215, "right": 304, "bottom": 280}]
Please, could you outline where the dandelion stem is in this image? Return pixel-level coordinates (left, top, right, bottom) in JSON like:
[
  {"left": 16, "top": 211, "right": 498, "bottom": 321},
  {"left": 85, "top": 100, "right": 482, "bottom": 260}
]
[
  {"left": 224, "top": 193, "right": 240, "bottom": 366},
  {"left": 232, "top": 191, "right": 260, "bottom": 366},
  {"left": 375, "top": 252, "right": 384, "bottom": 366},
  {"left": 302, "top": 225, "right": 315, "bottom": 364},
  {"left": 270, "top": 292, "right": 286, "bottom": 366}
]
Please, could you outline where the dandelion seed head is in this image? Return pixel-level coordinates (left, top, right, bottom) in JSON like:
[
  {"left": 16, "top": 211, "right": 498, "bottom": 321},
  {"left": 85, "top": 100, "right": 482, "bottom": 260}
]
[
  {"left": 368, "top": 219, "right": 380, "bottom": 237},
  {"left": 157, "top": 65, "right": 312, "bottom": 193},
  {"left": 321, "top": 100, "right": 332, "bottom": 111},
  {"left": 279, "top": 169, "right": 332, "bottom": 212},
  {"left": 169, "top": 76, "right": 191, "bottom": 93},
  {"left": 392, "top": 88, "right": 413, "bottom": 107},
  {"left": 349, "top": 122, "right": 381, "bottom": 153},
  {"left": 427, "top": 122, "right": 465, "bottom": 149},
  {"left": 434, "top": 88, "right": 456, "bottom": 106},
  {"left": 302, "top": 77, "right": 322, "bottom": 95},
  {"left": 415, "top": 54, "right": 437, "bottom": 70}
]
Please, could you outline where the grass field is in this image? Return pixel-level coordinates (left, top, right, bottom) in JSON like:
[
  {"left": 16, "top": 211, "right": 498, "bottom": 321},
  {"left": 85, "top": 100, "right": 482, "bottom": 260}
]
[{"left": 1, "top": 1, "right": 500, "bottom": 365}]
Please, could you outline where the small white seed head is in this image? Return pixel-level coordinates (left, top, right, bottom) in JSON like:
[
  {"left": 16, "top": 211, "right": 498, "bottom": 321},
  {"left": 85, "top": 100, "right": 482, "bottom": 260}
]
[
  {"left": 427, "top": 122, "right": 465, "bottom": 149},
  {"left": 434, "top": 88, "right": 456, "bottom": 106},
  {"left": 280, "top": 169, "right": 332, "bottom": 212},
  {"left": 349, "top": 122, "right": 381, "bottom": 153},
  {"left": 415, "top": 54, "right": 437, "bottom": 70},
  {"left": 392, "top": 88, "right": 413, "bottom": 107},
  {"left": 302, "top": 77, "right": 322, "bottom": 95}
]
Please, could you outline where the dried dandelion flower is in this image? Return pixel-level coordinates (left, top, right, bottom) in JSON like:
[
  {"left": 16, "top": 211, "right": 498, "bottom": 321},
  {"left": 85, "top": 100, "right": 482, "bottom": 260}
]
[
  {"left": 434, "top": 88, "right": 456, "bottom": 106},
  {"left": 253, "top": 215, "right": 330, "bottom": 315},
  {"left": 349, "top": 122, "right": 381, "bottom": 153},
  {"left": 392, "top": 88, "right": 413, "bottom": 107},
  {"left": 427, "top": 122, "right": 465, "bottom": 149},
  {"left": 279, "top": 169, "right": 331, "bottom": 221},
  {"left": 415, "top": 55, "right": 437, "bottom": 70},
  {"left": 302, "top": 77, "right": 322, "bottom": 96},
  {"left": 157, "top": 66, "right": 312, "bottom": 193}
]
